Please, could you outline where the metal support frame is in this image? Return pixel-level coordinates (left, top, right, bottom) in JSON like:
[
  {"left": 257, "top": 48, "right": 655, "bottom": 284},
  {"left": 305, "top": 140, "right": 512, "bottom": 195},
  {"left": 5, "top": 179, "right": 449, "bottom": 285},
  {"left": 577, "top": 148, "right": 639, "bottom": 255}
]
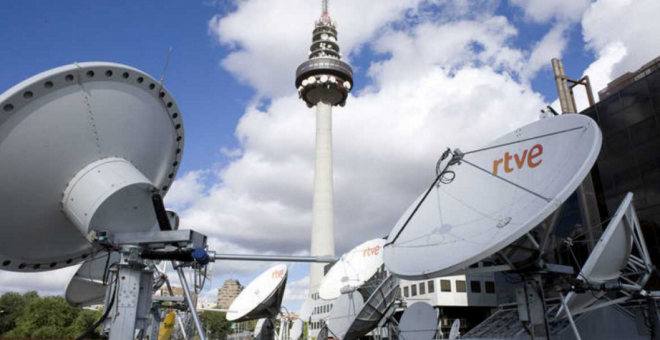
[
  {"left": 177, "top": 264, "right": 207, "bottom": 340},
  {"left": 212, "top": 253, "right": 335, "bottom": 263},
  {"left": 559, "top": 293, "right": 583, "bottom": 340}
]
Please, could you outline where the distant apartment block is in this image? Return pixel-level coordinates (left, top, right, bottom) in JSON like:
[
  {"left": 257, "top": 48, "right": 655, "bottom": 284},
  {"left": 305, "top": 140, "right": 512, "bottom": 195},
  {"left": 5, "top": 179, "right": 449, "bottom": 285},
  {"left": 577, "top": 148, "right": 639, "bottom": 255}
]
[{"left": 218, "top": 279, "right": 244, "bottom": 309}]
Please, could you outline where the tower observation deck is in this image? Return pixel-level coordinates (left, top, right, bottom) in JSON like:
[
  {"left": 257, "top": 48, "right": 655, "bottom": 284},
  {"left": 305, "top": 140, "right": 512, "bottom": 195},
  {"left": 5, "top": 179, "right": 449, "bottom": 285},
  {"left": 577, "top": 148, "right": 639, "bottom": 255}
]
[{"left": 295, "top": 0, "right": 353, "bottom": 305}]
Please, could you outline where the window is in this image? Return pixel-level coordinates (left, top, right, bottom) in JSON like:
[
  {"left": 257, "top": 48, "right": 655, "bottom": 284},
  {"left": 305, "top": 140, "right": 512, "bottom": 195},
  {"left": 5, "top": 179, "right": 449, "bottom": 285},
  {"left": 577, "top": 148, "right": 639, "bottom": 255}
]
[
  {"left": 428, "top": 280, "right": 435, "bottom": 293},
  {"left": 411, "top": 285, "right": 418, "bottom": 296},
  {"left": 456, "top": 280, "right": 466, "bottom": 293},
  {"left": 420, "top": 282, "right": 426, "bottom": 295},
  {"left": 404, "top": 286, "right": 409, "bottom": 297},
  {"left": 485, "top": 281, "right": 496, "bottom": 294},
  {"left": 440, "top": 280, "right": 451, "bottom": 292},
  {"left": 470, "top": 281, "right": 482, "bottom": 293}
]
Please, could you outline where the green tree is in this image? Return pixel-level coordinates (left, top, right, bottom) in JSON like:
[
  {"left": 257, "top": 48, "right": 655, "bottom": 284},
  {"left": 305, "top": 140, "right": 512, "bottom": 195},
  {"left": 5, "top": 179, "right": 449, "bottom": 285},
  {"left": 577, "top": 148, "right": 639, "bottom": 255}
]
[
  {"left": 199, "top": 310, "right": 231, "bottom": 340},
  {"left": 0, "top": 291, "right": 38, "bottom": 335},
  {"left": 5, "top": 295, "right": 85, "bottom": 338}
]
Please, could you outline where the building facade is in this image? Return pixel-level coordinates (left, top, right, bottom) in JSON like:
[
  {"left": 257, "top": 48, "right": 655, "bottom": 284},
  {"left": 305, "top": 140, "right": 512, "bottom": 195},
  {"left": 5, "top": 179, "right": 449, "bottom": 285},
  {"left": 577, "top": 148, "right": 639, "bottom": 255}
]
[{"left": 218, "top": 279, "right": 244, "bottom": 309}]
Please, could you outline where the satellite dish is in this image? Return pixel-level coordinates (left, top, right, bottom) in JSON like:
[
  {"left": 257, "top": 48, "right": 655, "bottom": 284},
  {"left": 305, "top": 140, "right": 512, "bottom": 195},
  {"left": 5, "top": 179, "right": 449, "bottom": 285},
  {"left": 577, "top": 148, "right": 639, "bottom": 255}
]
[
  {"left": 300, "top": 298, "right": 313, "bottom": 321},
  {"left": 449, "top": 319, "right": 461, "bottom": 339},
  {"left": 290, "top": 319, "right": 303, "bottom": 340},
  {"left": 343, "top": 273, "right": 399, "bottom": 340},
  {"left": 326, "top": 293, "right": 364, "bottom": 340},
  {"left": 0, "top": 62, "right": 183, "bottom": 272},
  {"left": 319, "top": 238, "right": 385, "bottom": 300},
  {"left": 227, "top": 264, "right": 288, "bottom": 322},
  {"left": 560, "top": 192, "right": 651, "bottom": 316},
  {"left": 254, "top": 319, "right": 265, "bottom": 338},
  {"left": 384, "top": 114, "right": 602, "bottom": 279},
  {"left": 398, "top": 302, "right": 437, "bottom": 340},
  {"left": 64, "top": 211, "right": 179, "bottom": 307}
]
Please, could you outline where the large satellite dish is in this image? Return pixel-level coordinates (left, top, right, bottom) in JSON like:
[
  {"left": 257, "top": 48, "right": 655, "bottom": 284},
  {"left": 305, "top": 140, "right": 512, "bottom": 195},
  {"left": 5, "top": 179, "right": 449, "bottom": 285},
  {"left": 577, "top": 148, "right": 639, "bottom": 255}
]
[
  {"left": 384, "top": 115, "right": 602, "bottom": 279},
  {"left": 0, "top": 62, "right": 183, "bottom": 272},
  {"left": 326, "top": 293, "right": 365, "bottom": 340},
  {"left": 227, "top": 264, "right": 288, "bottom": 322},
  {"left": 65, "top": 211, "right": 179, "bottom": 307},
  {"left": 398, "top": 302, "right": 437, "bottom": 340},
  {"left": 319, "top": 238, "right": 385, "bottom": 300}
]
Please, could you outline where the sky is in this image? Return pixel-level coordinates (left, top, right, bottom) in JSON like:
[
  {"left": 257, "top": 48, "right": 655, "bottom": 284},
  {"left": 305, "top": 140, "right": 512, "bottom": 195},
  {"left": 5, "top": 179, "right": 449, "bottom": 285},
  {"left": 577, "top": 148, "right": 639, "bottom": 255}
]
[{"left": 0, "top": 0, "right": 659, "bottom": 312}]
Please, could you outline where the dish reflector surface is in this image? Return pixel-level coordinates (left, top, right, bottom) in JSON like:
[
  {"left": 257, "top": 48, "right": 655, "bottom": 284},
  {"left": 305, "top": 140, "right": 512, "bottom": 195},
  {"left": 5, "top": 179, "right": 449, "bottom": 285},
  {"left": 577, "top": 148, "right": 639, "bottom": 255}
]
[
  {"left": 319, "top": 238, "right": 385, "bottom": 300},
  {"left": 227, "top": 264, "right": 288, "bottom": 322},
  {"left": 0, "top": 62, "right": 184, "bottom": 272},
  {"left": 398, "top": 302, "right": 437, "bottom": 340},
  {"left": 343, "top": 274, "right": 399, "bottom": 340},
  {"left": 449, "top": 319, "right": 461, "bottom": 339},
  {"left": 290, "top": 319, "right": 303, "bottom": 340},
  {"left": 384, "top": 115, "right": 602, "bottom": 279},
  {"left": 562, "top": 192, "right": 636, "bottom": 316},
  {"left": 65, "top": 252, "right": 119, "bottom": 307},
  {"left": 326, "top": 293, "right": 365, "bottom": 340}
]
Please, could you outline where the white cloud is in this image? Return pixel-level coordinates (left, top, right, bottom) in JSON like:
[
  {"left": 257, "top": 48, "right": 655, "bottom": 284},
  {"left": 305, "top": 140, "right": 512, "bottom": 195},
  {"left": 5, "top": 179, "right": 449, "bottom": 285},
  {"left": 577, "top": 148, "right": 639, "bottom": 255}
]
[
  {"left": 510, "top": 0, "right": 592, "bottom": 23},
  {"left": 0, "top": 266, "right": 78, "bottom": 296},
  {"left": 283, "top": 275, "right": 310, "bottom": 304},
  {"left": 523, "top": 23, "right": 569, "bottom": 82}
]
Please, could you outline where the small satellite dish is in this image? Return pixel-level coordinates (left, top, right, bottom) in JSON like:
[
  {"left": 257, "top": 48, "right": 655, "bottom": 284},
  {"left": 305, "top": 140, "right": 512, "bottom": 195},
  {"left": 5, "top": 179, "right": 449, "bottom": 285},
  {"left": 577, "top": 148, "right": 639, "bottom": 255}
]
[
  {"left": 65, "top": 252, "right": 120, "bottom": 307},
  {"left": 449, "top": 319, "right": 461, "bottom": 339},
  {"left": 254, "top": 319, "right": 265, "bottom": 338},
  {"left": 300, "top": 298, "right": 313, "bottom": 321},
  {"left": 290, "top": 319, "right": 303, "bottom": 340},
  {"left": 0, "top": 62, "right": 183, "bottom": 272},
  {"left": 560, "top": 192, "right": 650, "bottom": 316},
  {"left": 320, "top": 238, "right": 385, "bottom": 300},
  {"left": 384, "top": 114, "right": 602, "bottom": 279},
  {"left": 64, "top": 211, "right": 179, "bottom": 307},
  {"left": 255, "top": 318, "right": 275, "bottom": 340},
  {"left": 343, "top": 273, "right": 399, "bottom": 340},
  {"left": 326, "top": 293, "right": 365, "bottom": 340},
  {"left": 227, "top": 264, "right": 288, "bottom": 322},
  {"left": 398, "top": 302, "right": 437, "bottom": 340}
]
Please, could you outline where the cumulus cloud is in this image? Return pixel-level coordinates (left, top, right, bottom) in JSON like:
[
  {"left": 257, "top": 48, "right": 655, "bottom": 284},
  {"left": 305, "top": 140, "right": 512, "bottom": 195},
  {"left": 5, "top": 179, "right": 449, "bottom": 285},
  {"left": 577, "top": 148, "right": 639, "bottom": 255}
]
[{"left": 510, "top": 0, "right": 592, "bottom": 23}]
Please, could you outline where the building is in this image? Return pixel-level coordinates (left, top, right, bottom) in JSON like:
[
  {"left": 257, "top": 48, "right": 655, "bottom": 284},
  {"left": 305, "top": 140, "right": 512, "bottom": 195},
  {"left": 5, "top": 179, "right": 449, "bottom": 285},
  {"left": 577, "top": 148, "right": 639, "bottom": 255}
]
[
  {"left": 598, "top": 56, "right": 660, "bottom": 101},
  {"left": 217, "top": 279, "right": 244, "bottom": 309}
]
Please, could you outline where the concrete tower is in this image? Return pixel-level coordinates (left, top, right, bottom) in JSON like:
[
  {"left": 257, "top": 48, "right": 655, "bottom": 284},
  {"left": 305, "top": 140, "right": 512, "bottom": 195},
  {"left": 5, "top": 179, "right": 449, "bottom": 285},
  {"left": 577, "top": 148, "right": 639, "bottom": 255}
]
[{"left": 295, "top": 0, "right": 353, "bottom": 294}]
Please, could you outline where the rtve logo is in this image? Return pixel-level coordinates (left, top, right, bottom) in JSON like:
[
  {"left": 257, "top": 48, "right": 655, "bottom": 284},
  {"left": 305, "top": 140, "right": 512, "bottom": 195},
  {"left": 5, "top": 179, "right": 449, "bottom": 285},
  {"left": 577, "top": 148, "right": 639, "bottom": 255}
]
[
  {"left": 363, "top": 246, "right": 380, "bottom": 257},
  {"left": 492, "top": 144, "right": 543, "bottom": 176},
  {"left": 272, "top": 269, "right": 285, "bottom": 279}
]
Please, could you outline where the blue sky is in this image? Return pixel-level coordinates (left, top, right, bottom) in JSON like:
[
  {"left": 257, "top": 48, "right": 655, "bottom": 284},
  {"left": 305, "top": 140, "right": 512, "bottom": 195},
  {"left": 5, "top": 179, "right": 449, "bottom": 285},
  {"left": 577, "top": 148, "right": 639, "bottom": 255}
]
[{"left": 1, "top": 0, "right": 658, "bottom": 311}]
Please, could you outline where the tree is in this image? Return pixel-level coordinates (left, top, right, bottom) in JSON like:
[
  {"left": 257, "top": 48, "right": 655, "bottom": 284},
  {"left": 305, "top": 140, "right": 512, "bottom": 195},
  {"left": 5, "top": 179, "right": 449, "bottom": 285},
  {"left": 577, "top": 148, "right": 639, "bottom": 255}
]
[
  {"left": 199, "top": 310, "right": 231, "bottom": 340},
  {"left": 0, "top": 291, "right": 38, "bottom": 335}
]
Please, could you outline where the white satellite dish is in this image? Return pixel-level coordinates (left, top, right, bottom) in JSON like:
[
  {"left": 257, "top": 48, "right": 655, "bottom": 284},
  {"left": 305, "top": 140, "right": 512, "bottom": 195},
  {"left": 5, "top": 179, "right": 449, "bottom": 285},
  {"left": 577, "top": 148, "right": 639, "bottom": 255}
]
[
  {"left": 227, "top": 264, "right": 288, "bottom": 322},
  {"left": 560, "top": 192, "right": 652, "bottom": 316},
  {"left": 290, "top": 319, "right": 303, "bottom": 340},
  {"left": 343, "top": 273, "right": 399, "bottom": 340},
  {"left": 398, "top": 302, "right": 437, "bottom": 340},
  {"left": 384, "top": 114, "right": 602, "bottom": 279},
  {"left": 300, "top": 298, "right": 313, "bottom": 321},
  {"left": 254, "top": 319, "right": 265, "bottom": 338},
  {"left": 326, "top": 292, "right": 365, "bottom": 340},
  {"left": 449, "top": 319, "right": 461, "bottom": 339},
  {"left": 319, "top": 238, "right": 385, "bottom": 300},
  {"left": 64, "top": 211, "right": 179, "bottom": 307},
  {"left": 0, "top": 62, "right": 183, "bottom": 272}
]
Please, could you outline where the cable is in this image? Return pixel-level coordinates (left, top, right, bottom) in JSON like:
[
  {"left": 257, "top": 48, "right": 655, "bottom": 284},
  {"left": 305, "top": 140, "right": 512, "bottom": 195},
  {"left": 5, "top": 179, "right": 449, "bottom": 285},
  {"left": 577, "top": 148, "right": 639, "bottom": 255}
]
[{"left": 75, "top": 274, "right": 118, "bottom": 340}]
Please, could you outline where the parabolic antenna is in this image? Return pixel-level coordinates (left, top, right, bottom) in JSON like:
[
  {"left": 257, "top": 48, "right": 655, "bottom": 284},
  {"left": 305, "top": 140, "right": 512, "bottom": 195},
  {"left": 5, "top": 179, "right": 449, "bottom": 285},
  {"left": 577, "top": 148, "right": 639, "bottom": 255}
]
[
  {"left": 254, "top": 319, "right": 265, "bottom": 338},
  {"left": 449, "top": 319, "right": 460, "bottom": 339},
  {"left": 343, "top": 273, "right": 400, "bottom": 340},
  {"left": 300, "top": 298, "right": 313, "bottom": 321},
  {"left": 65, "top": 211, "right": 179, "bottom": 307},
  {"left": 0, "top": 62, "right": 184, "bottom": 272},
  {"left": 290, "top": 319, "right": 303, "bottom": 340},
  {"left": 319, "top": 238, "right": 385, "bottom": 300},
  {"left": 561, "top": 192, "right": 651, "bottom": 316},
  {"left": 227, "top": 264, "right": 288, "bottom": 322},
  {"left": 398, "top": 302, "right": 437, "bottom": 340},
  {"left": 326, "top": 292, "right": 365, "bottom": 340},
  {"left": 384, "top": 114, "right": 602, "bottom": 279}
]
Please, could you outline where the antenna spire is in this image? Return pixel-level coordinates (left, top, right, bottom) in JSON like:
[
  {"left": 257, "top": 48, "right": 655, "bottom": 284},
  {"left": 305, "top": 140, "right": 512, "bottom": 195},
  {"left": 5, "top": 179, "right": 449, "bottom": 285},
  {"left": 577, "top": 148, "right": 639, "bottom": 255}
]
[{"left": 322, "top": 0, "right": 328, "bottom": 16}]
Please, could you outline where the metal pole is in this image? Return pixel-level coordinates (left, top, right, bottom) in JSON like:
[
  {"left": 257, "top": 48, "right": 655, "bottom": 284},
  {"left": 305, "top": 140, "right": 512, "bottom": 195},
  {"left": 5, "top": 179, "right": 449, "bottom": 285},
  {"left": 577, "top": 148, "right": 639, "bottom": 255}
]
[
  {"left": 213, "top": 253, "right": 335, "bottom": 263},
  {"left": 559, "top": 294, "right": 582, "bottom": 340},
  {"left": 177, "top": 265, "right": 207, "bottom": 340}
]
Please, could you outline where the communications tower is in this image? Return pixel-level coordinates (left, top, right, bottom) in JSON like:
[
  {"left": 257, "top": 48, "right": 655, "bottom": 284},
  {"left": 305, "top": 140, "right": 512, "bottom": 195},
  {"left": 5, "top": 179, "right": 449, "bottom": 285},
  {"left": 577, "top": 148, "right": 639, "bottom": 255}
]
[{"left": 295, "top": 0, "right": 353, "bottom": 295}]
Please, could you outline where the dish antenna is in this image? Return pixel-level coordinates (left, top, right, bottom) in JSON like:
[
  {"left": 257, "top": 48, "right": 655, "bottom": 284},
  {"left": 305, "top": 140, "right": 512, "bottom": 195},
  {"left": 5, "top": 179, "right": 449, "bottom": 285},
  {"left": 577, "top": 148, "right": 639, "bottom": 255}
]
[
  {"left": 227, "top": 264, "right": 288, "bottom": 322},
  {"left": 300, "top": 298, "right": 313, "bottom": 321},
  {"left": 384, "top": 114, "right": 602, "bottom": 279},
  {"left": 319, "top": 238, "right": 385, "bottom": 300},
  {"left": 398, "top": 302, "right": 437, "bottom": 340},
  {"left": 290, "top": 319, "right": 303, "bottom": 340},
  {"left": 448, "top": 319, "right": 461, "bottom": 339},
  {"left": 65, "top": 211, "right": 179, "bottom": 307},
  {"left": 0, "top": 62, "right": 183, "bottom": 272},
  {"left": 343, "top": 273, "right": 400, "bottom": 340},
  {"left": 558, "top": 192, "right": 652, "bottom": 317},
  {"left": 326, "top": 292, "right": 365, "bottom": 339}
]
